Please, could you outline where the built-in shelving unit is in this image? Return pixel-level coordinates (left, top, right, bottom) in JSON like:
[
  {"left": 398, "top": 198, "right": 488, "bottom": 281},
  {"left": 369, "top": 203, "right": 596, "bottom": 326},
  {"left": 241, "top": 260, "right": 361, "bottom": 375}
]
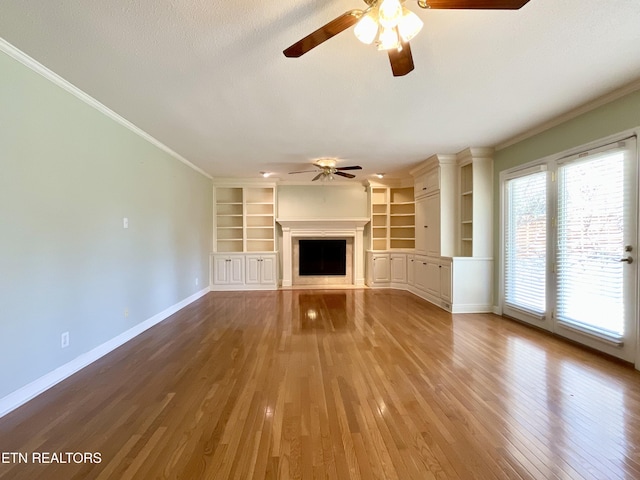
[
  {"left": 389, "top": 187, "right": 415, "bottom": 249},
  {"left": 244, "top": 187, "right": 275, "bottom": 252},
  {"left": 457, "top": 148, "right": 492, "bottom": 258},
  {"left": 215, "top": 186, "right": 275, "bottom": 252},
  {"left": 216, "top": 187, "right": 244, "bottom": 252},
  {"left": 370, "top": 186, "right": 415, "bottom": 250},
  {"left": 371, "top": 187, "right": 389, "bottom": 251},
  {"left": 460, "top": 162, "right": 473, "bottom": 257}
]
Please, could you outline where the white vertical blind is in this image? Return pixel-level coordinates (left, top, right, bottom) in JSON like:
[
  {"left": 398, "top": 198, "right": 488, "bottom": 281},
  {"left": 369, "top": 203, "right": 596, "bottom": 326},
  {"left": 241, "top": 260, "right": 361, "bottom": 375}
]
[
  {"left": 557, "top": 149, "right": 626, "bottom": 337},
  {"left": 504, "top": 171, "right": 547, "bottom": 315}
]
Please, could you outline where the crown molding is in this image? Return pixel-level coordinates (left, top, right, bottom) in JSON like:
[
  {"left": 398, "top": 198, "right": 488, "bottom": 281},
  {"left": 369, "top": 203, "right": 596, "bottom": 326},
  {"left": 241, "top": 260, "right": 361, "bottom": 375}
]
[
  {"left": 496, "top": 77, "right": 640, "bottom": 151},
  {"left": 0, "top": 38, "right": 212, "bottom": 180}
]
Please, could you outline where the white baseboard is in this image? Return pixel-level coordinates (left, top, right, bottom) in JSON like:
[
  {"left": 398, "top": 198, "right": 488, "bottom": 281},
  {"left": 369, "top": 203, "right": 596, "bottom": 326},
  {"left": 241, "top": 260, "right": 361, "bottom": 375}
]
[
  {"left": 0, "top": 287, "right": 210, "bottom": 419},
  {"left": 450, "top": 304, "right": 494, "bottom": 314},
  {"left": 493, "top": 305, "right": 503, "bottom": 315},
  {"left": 210, "top": 284, "right": 278, "bottom": 291}
]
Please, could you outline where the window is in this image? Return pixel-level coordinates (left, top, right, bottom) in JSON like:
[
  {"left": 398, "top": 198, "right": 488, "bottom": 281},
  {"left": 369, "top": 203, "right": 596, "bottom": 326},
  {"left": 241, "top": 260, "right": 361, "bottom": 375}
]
[{"left": 504, "top": 168, "right": 547, "bottom": 317}]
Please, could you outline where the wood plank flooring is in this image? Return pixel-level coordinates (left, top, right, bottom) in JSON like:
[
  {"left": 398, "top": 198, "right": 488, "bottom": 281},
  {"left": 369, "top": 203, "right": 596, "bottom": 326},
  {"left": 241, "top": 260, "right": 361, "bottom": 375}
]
[{"left": 1, "top": 289, "right": 639, "bottom": 479}]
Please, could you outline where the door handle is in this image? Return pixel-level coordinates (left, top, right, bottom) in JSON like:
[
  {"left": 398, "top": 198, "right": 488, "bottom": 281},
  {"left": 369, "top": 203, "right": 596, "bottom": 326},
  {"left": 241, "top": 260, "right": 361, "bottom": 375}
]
[{"left": 619, "top": 257, "right": 633, "bottom": 264}]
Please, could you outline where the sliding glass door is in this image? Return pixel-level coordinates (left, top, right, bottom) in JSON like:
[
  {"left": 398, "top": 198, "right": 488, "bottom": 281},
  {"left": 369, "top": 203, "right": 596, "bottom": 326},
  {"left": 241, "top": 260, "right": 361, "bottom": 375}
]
[{"left": 502, "top": 137, "right": 638, "bottom": 362}]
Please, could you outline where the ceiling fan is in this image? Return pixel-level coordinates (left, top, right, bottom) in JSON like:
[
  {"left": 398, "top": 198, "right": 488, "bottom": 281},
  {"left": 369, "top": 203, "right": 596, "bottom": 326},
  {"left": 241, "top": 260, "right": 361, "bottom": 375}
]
[
  {"left": 283, "top": 0, "right": 531, "bottom": 77},
  {"left": 289, "top": 159, "right": 363, "bottom": 181}
]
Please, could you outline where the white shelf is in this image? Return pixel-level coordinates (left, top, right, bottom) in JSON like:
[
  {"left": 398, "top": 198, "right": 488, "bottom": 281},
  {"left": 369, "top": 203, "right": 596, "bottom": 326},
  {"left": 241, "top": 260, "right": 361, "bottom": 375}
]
[
  {"left": 215, "top": 186, "right": 275, "bottom": 252},
  {"left": 371, "top": 186, "right": 415, "bottom": 250}
]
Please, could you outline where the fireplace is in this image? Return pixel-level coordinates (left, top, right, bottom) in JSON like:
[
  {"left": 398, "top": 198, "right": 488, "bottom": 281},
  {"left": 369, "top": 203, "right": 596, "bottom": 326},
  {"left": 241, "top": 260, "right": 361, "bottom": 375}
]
[
  {"left": 276, "top": 218, "right": 369, "bottom": 287},
  {"left": 293, "top": 238, "right": 352, "bottom": 286},
  {"left": 299, "top": 239, "right": 346, "bottom": 276}
]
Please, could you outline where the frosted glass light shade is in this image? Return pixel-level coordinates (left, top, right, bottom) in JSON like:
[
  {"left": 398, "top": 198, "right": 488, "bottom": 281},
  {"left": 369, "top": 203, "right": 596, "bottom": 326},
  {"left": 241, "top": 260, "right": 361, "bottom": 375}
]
[
  {"left": 378, "top": 27, "right": 400, "bottom": 51},
  {"left": 378, "top": 0, "right": 403, "bottom": 28},
  {"left": 398, "top": 9, "right": 423, "bottom": 42},
  {"left": 354, "top": 11, "right": 379, "bottom": 44}
]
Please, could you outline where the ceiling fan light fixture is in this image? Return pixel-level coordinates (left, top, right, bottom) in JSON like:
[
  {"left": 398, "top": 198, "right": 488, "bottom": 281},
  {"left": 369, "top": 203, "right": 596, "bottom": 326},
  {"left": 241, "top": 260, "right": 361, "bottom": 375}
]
[
  {"left": 378, "top": 26, "right": 400, "bottom": 51},
  {"left": 354, "top": 10, "right": 379, "bottom": 44},
  {"left": 376, "top": 173, "right": 385, "bottom": 178},
  {"left": 398, "top": 8, "right": 423, "bottom": 42},
  {"left": 378, "top": 0, "right": 403, "bottom": 28}
]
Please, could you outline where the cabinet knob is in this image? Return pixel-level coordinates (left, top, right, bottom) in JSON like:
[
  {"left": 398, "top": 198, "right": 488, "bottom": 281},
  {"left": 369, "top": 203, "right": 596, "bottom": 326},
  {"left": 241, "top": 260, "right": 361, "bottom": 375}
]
[{"left": 424, "top": 225, "right": 428, "bottom": 228}]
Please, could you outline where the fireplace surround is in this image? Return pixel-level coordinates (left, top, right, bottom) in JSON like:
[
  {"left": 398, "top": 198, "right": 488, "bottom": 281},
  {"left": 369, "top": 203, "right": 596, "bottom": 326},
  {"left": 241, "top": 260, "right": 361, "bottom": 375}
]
[{"left": 276, "top": 218, "right": 369, "bottom": 287}]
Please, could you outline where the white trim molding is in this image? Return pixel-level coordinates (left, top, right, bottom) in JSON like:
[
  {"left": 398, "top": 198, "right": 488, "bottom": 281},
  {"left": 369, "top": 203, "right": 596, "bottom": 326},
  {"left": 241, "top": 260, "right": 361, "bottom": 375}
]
[
  {"left": 497, "top": 78, "right": 640, "bottom": 151},
  {"left": 0, "top": 287, "right": 211, "bottom": 419},
  {"left": 0, "top": 38, "right": 212, "bottom": 180}
]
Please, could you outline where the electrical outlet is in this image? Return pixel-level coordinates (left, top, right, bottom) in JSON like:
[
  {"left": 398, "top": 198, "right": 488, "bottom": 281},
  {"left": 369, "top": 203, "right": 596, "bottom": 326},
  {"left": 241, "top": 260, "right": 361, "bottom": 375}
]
[
  {"left": 124, "top": 308, "right": 129, "bottom": 318},
  {"left": 195, "top": 277, "right": 199, "bottom": 286},
  {"left": 123, "top": 217, "right": 129, "bottom": 229},
  {"left": 61, "top": 332, "right": 70, "bottom": 349}
]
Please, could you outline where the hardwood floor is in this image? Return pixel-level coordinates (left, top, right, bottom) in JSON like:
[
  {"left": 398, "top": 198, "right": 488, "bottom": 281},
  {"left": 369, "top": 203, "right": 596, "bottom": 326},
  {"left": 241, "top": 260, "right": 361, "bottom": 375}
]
[{"left": 1, "top": 289, "right": 639, "bottom": 479}]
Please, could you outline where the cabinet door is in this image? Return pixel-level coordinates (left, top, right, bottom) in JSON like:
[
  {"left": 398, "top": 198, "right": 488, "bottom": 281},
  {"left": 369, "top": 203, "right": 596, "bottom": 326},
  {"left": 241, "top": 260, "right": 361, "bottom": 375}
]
[
  {"left": 407, "top": 255, "right": 415, "bottom": 286},
  {"left": 390, "top": 255, "right": 407, "bottom": 283},
  {"left": 425, "top": 260, "right": 441, "bottom": 297},
  {"left": 372, "top": 255, "right": 391, "bottom": 283},
  {"left": 245, "top": 256, "right": 261, "bottom": 284},
  {"left": 425, "top": 169, "right": 439, "bottom": 193},
  {"left": 213, "top": 256, "right": 230, "bottom": 284},
  {"left": 440, "top": 262, "right": 452, "bottom": 303},
  {"left": 260, "top": 256, "right": 277, "bottom": 284},
  {"left": 415, "top": 198, "right": 427, "bottom": 253},
  {"left": 229, "top": 256, "right": 244, "bottom": 284},
  {"left": 425, "top": 193, "right": 441, "bottom": 257},
  {"left": 414, "top": 257, "right": 427, "bottom": 291}
]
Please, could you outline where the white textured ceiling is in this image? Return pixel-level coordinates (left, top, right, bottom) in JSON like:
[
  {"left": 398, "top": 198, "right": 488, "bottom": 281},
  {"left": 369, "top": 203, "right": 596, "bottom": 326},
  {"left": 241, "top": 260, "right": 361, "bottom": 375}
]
[{"left": 2, "top": 0, "right": 640, "bottom": 180}]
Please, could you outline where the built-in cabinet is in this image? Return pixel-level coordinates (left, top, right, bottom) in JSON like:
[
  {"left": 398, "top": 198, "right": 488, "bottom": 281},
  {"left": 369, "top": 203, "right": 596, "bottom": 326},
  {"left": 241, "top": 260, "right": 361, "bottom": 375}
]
[
  {"left": 415, "top": 193, "right": 441, "bottom": 257},
  {"left": 367, "top": 251, "right": 490, "bottom": 313},
  {"left": 368, "top": 253, "right": 391, "bottom": 284},
  {"left": 370, "top": 186, "right": 415, "bottom": 250},
  {"left": 368, "top": 251, "right": 454, "bottom": 310},
  {"left": 407, "top": 254, "right": 415, "bottom": 286},
  {"left": 367, "top": 252, "right": 404, "bottom": 287},
  {"left": 212, "top": 183, "right": 278, "bottom": 290},
  {"left": 211, "top": 253, "right": 278, "bottom": 290},
  {"left": 366, "top": 148, "right": 494, "bottom": 313},
  {"left": 212, "top": 254, "right": 244, "bottom": 286},
  {"left": 245, "top": 254, "right": 277, "bottom": 286},
  {"left": 390, "top": 254, "right": 407, "bottom": 284}
]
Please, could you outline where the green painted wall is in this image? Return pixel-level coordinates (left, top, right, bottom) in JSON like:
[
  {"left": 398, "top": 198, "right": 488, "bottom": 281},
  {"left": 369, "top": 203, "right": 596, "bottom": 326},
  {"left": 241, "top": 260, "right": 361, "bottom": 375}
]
[
  {"left": 0, "top": 50, "right": 212, "bottom": 399},
  {"left": 493, "top": 88, "right": 640, "bottom": 303}
]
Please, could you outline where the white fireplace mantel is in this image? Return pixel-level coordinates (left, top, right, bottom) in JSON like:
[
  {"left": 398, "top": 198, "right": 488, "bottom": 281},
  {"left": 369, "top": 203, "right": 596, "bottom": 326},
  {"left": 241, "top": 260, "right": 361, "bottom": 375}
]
[{"left": 276, "top": 218, "right": 370, "bottom": 287}]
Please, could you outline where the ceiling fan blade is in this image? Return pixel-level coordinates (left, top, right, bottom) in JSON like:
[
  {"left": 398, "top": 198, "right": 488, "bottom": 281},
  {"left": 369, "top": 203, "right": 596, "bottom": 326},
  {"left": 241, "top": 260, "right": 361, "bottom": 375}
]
[
  {"left": 335, "top": 171, "right": 356, "bottom": 179},
  {"left": 336, "top": 166, "right": 362, "bottom": 171},
  {"left": 312, "top": 172, "right": 324, "bottom": 181},
  {"left": 283, "top": 10, "right": 364, "bottom": 58},
  {"left": 423, "top": 0, "right": 530, "bottom": 9},
  {"left": 388, "top": 42, "right": 414, "bottom": 77},
  {"left": 288, "top": 170, "right": 319, "bottom": 174}
]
